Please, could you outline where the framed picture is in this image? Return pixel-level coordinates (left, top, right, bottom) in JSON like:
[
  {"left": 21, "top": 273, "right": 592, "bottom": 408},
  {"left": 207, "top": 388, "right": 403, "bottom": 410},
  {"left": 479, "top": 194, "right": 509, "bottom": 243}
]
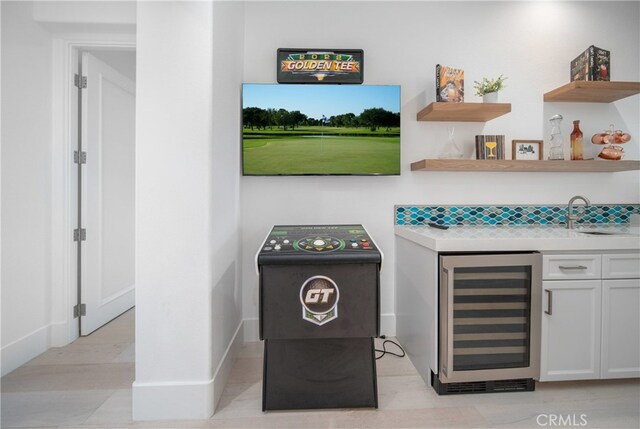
[
  {"left": 475, "top": 135, "right": 505, "bottom": 160},
  {"left": 512, "top": 140, "right": 544, "bottom": 160}
]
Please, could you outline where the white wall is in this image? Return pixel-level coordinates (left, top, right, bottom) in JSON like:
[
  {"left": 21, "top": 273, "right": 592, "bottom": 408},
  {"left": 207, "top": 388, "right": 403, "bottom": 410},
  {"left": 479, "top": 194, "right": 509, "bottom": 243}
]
[
  {"left": 134, "top": 0, "right": 244, "bottom": 420},
  {"left": 33, "top": 0, "right": 135, "bottom": 33},
  {"left": 240, "top": 1, "right": 640, "bottom": 338},
  {"left": 86, "top": 50, "right": 136, "bottom": 82},
  {"left": 210, "top": 0, "right": 245, "bottom": 413},
  {"left": 1, "top": 0, "right": 54, "bottom": 376},
  {"left": 134, "top": 1, "right": 214, "bottom": 419}
]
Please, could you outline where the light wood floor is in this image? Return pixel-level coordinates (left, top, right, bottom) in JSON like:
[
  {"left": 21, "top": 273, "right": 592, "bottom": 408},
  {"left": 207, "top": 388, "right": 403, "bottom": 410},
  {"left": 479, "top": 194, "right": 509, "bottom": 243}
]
[{"left": 2, "top": 309, "right": 639, "bottom": 428}]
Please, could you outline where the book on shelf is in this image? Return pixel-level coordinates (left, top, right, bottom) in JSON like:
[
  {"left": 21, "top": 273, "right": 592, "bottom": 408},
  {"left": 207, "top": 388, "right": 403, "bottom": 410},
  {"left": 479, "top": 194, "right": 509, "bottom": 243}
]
[
  {"left": 570, "top": 45, "right": 610, "bottom": 82},
  {"left": 475, "top": 135, "right": 505, "bottom": 160},
  {"left": 436, "top": 64, "right": 464, "bottom": 102}
]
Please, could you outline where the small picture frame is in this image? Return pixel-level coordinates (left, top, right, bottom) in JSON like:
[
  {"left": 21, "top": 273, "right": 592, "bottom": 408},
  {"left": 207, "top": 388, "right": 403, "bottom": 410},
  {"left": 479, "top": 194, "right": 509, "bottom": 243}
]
[
  {"left": 475, "top": 135, "right": 505, "bottom": 160},
  {"left": 512, "top": 140, "right": 543, "bottom": 160}
]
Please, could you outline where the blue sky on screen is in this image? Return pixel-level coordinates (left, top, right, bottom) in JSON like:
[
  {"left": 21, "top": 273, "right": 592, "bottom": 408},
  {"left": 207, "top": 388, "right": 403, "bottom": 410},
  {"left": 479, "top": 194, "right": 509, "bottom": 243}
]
[{"left": 243, "top": 84, "right": 400, "bottom": 120}]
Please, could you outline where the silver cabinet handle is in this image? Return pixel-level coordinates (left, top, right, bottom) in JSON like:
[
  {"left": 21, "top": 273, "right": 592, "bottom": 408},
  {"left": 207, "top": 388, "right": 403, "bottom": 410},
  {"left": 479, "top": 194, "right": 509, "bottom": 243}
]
[
  {"left": 545, "top": 289, "right": 553, "bottom": 315},
  {"left": 559, "top": 265, "right": 587, "bottom": 270}
]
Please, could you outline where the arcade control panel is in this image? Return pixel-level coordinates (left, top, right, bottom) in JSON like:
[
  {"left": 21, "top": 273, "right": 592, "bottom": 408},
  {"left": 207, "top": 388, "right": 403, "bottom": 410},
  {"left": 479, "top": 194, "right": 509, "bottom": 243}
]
[{"left": 257, "top": 224, "right": 382, "bottom": 265}]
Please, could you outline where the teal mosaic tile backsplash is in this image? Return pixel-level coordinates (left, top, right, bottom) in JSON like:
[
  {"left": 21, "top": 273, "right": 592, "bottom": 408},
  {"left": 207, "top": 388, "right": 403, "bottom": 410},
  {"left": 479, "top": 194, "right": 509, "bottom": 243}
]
[{"left": 395, "top": 204, "right": 640, "bottom": 226}]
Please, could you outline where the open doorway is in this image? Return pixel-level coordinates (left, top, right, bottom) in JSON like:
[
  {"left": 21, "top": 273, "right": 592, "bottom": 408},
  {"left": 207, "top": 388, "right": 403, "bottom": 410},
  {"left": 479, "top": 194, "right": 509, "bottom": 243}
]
[{"left": 74, "top": 47, "right": 136, "bottom": 336}]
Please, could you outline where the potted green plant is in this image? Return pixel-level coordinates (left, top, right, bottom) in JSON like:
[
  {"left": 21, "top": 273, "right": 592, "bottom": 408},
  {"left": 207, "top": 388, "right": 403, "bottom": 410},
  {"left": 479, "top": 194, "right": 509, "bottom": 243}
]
[{"left": 474, "top": 75, "right": 508, "bottom": 103}]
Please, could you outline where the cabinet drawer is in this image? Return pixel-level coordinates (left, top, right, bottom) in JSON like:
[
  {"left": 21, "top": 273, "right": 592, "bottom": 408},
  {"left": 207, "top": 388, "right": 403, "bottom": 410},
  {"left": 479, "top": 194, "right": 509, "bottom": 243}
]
[
  {"left": 603, "top": 253, "right": 640, "bottom": 279},
  {"left": 543, "top": 254, "right": 601, "bottom": 280}
]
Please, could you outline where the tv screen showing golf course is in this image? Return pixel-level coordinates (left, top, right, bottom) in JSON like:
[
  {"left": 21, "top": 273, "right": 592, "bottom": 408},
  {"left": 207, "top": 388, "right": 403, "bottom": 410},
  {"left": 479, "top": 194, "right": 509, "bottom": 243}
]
[{"left": 242, "top": 84, "right": 401, "bottom": 176}]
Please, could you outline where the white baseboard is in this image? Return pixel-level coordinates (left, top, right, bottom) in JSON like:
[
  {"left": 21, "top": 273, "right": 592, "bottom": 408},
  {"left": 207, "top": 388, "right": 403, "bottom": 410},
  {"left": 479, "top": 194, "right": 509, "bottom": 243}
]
[
  {"left": 243, "top": 317, "right": 259, "bottom": 342},
  {"left": 212, "top": 320, "right": 243, "bottom": 413},
  {"left": 49, "top": 319, "right": 77, "bottom": 348},
  {"left": 1, "top": 324, "right": 50, "bottom": 376},
  {"left": 132, "top": 378, "right": 214, "bottom": 421},
  {"left": 241, "top": 313, "right": 397, "bottom": 342},
  {"left": 380, "top": 313, "right": 396, "bottom": 338},
  {"left": 132, "top": 320, "right": 244, "bottom": 421}
]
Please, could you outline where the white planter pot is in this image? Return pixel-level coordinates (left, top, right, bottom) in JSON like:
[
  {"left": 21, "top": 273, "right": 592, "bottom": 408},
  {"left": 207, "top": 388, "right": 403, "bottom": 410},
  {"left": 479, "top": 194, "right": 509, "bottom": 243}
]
[{"left": 482, "top": 92, "right": 498, "bottom": 103}]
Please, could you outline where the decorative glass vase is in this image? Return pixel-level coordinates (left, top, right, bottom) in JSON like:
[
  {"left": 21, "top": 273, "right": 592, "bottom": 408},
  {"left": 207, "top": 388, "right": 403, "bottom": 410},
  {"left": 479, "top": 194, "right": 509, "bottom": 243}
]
[{"left": 438, "top": 127, "right": 464, "bottom": 159}]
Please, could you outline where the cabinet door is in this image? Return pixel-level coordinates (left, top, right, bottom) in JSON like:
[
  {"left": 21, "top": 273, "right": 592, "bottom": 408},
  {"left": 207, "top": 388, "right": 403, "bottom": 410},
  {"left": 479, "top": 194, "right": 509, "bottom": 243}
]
[
  {"left": 540, "top": 280, "right": 601, "bottom": 381},
  {"left": 601, "top": 279, "right": 640, "bottom": 378}
]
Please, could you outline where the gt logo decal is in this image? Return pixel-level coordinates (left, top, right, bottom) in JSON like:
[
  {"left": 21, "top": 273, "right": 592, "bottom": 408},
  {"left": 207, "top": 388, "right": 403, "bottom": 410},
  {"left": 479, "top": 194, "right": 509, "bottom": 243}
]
[
  {"left": 304, "top": 288, "right": 335, "bottom": 304},
  {"left": 299, "top": 276, "right": 339, "bottom": 326}
]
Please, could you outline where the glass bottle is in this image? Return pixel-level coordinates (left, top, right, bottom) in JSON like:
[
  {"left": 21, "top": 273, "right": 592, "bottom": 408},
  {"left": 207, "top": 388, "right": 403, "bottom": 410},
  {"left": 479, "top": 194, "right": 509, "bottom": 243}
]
[
  {"left": 570, "top": 120, "right": 584, "bottom": 160},
  {"left": 548, "top": 114, "right": 565, "bottom": 160}
]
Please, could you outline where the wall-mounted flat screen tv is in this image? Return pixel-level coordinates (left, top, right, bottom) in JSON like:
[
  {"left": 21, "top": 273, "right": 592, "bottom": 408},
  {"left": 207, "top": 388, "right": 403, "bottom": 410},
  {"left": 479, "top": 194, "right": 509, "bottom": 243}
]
[{"left": 242, "top": 84, "right": 400, "bottom": 176}]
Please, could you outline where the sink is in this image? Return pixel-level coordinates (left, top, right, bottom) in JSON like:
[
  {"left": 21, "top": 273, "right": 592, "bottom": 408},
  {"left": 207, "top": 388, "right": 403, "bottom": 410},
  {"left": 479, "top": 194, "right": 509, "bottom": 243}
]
[{"left": 577, "top": 230, "right": 628, "bottom": 236}]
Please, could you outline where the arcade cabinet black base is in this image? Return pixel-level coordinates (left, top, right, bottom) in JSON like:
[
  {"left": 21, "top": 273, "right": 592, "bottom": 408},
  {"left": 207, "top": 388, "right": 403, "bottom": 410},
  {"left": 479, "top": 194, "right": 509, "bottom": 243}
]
[{"left": 263, "top": 338, "right": 378, "bottom": 411}]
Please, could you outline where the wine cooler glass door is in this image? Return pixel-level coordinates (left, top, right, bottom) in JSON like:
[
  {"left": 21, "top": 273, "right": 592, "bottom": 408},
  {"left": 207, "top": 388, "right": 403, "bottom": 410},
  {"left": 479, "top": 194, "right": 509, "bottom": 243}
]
[{"left": 439, "top": 253, "right": 541, "bottom": 383}]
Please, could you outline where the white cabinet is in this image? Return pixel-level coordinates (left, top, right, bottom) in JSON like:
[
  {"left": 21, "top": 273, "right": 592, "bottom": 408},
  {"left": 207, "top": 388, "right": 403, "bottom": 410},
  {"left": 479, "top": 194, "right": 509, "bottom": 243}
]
[
  {"left": 540, "top": 252, "right": 640, "bottom": 382},
  {"left": 601, "top": 279, "right": 640, "bottom": 378},
  {"left": 540, "top": 280, "right": 601, "bottom": 381}
]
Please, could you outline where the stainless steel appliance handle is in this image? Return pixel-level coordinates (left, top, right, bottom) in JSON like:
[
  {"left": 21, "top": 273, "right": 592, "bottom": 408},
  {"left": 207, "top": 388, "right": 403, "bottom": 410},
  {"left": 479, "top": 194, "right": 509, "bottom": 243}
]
[
  {"left": 544, "top": 289, "right": 553, "bottom": 315},
  {"left": 559, "top": 265, "right": 587, "bottom": 270},
  {"left": 441, "top": 266, "right": 454, "bottom": 377}
]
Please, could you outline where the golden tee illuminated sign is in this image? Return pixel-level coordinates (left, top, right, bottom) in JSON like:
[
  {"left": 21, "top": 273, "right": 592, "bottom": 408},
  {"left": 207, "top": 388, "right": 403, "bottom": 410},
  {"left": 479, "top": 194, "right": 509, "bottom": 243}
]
[{"left": 277, "top": 49, "right": 364, "bottom": 84}]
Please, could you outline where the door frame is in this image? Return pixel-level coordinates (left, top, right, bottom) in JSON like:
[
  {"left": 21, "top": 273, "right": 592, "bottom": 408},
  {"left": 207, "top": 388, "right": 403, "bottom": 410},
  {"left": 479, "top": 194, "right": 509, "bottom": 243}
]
[{"left": 50, "top": 37, "right": 135, "bottom": 347}]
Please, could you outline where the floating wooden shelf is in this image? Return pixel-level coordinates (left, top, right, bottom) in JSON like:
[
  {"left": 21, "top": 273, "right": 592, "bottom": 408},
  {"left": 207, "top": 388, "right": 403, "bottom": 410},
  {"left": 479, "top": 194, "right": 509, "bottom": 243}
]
[
  {"left": 411, "top": 159, "right": 640, "bottom": 172},
  {"left": 416, "top": 102, "right": 511, "bottom": 122},
  {"left": 543, "top": 81, "right": 640, "bottom": 103}
]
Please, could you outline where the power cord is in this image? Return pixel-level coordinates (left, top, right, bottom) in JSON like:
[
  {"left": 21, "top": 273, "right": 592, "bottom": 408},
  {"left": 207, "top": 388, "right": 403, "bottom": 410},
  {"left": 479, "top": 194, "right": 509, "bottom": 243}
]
[{"left": 375, "top": 335, "right": 406, "bottom": 360}]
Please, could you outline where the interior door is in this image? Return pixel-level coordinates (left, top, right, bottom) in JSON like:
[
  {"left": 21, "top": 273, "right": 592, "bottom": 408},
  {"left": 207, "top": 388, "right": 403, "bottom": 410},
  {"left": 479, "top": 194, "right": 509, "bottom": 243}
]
[{"left": 80, "top": 52, "right": 136, "bottom": 335}]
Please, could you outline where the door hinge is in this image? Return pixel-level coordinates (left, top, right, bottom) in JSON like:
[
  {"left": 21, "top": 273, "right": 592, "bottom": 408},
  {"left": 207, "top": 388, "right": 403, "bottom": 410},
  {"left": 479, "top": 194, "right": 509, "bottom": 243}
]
[
  {"left": 74, "top": 73, "right": 87, "bottom": 89},
  {"left": 73, "top": 228, "right": 86, "bottom": 242},
  {"left": 74, "top": 150, "right": 87, "bottom": 164},
  {"left": 73, "top": 303, "right": 86, "bottom": 318}
]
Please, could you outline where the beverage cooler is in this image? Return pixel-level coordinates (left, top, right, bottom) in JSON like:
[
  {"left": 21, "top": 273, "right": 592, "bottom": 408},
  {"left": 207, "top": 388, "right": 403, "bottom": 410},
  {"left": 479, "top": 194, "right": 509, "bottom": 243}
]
[
  {"left": 256, "top": 225, "right": 382, "bottom": 410},
  {"left": 434, "top": 252, "right": 542, "bottom": 394}
]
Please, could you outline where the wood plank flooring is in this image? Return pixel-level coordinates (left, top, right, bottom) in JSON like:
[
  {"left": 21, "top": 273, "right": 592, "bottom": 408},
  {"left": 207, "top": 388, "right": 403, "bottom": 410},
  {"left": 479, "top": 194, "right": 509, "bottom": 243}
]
[{"left": 2, "top": 309, "right": 639, "bottom": 428}]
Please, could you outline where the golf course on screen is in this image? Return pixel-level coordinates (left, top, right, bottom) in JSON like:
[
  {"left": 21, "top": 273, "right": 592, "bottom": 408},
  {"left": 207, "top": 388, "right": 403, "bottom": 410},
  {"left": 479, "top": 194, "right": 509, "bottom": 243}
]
[{"left": 242, "top": 84, "right": 401, "bottom": 175}]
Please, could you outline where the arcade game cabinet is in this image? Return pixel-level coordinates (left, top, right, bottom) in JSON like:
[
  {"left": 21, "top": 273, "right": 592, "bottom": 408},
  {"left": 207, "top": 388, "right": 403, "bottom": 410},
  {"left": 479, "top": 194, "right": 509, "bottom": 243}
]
[{"left": 256, "top": 224, "right": 382, "bottom": 410}]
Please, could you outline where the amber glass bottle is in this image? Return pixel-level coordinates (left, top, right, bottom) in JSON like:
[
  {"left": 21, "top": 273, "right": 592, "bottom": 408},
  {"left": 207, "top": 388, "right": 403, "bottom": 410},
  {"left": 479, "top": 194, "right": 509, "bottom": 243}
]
[{"left": 570, "top": 120, "right": 584, "bottom": 160}]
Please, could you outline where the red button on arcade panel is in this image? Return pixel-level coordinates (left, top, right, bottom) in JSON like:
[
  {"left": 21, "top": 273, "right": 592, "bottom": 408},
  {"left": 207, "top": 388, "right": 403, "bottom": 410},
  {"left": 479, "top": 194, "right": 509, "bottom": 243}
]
[{"left": 363, "top": 242, "right": 370, "bottom": 247}]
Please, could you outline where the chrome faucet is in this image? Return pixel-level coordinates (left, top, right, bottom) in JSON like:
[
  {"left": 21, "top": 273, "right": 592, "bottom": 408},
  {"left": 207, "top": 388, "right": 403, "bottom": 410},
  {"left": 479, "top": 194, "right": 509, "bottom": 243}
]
[{"left": 566, "top": 195, "right": 591, "bottom": 229}]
